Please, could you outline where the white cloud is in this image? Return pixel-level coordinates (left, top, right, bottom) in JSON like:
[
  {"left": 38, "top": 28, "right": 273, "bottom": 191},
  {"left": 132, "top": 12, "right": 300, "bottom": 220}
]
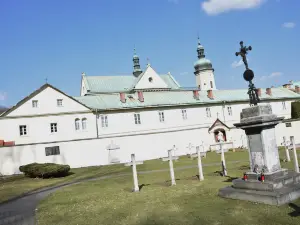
[
  {"left": 168, "top": 0, "right": 179, "bottom": 4},
  {"left": 231, "top": 59, "right": 244, "bottom": 68},
  {"left": 282, "top": 22, "right": 296, "bottom": 29},
  {"left": 202, "top": 0, "right": 265, "bottom": 15},
  {"left": 260, "top": 72, "right": 283, "bottom": 81},
  {"left": 0, "top": 92, "right": 7, "bottom": 101}
]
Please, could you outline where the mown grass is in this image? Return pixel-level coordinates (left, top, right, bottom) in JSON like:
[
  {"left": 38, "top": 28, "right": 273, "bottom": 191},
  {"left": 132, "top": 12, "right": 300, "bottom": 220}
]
[{"left": 36, "top": 149, "right": 300, "bottom": 225}]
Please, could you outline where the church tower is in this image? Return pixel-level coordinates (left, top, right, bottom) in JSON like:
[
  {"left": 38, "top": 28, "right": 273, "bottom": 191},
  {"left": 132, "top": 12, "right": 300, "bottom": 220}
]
[
  {"left": 194, "top": 38, "right": 216, "bottom": 90},
  {"left": 133, "top": 48, "right": 143, "bottom": 77}
]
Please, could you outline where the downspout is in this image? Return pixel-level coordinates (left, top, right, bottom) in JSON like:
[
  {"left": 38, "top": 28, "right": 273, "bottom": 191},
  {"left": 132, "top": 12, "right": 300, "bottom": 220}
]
[
  {"left": 95, "top": 109, "right": 99, "bottom": 138},
  {"left": 222, "top": 101, "right": 226, "bottom": 123}
]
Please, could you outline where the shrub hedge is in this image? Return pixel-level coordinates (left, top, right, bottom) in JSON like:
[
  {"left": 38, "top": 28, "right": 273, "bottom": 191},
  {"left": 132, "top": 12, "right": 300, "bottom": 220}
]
[
  {"left": 291, "top": 101, "right": 300, "bottom": 119},
  {"left": 19, "top": 163, "right": 70, "bottom": 178}
]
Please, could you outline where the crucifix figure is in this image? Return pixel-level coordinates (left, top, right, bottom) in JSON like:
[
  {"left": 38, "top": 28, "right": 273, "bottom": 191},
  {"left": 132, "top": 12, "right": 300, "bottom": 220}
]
[
  {"left": 162, "top": 149, "right": 179, "bottom": 186},
  {"left": 124, "top": 154, "right": 144, "bottom": 192},
  {"left": 235, "top": 41, "right": 260, "bottom": 106},
  {"left": 235, "top": 41, "right": 252, "bottom": 70}
]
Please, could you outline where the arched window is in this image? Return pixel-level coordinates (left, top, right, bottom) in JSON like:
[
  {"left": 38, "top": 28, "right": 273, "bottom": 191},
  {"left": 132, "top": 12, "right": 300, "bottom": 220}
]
[
  {"left": 75, "top": 119, "right": 80, "bottom": 130},
  {"left": 82, "top": 118, "right": 87, "bottom": 130}
]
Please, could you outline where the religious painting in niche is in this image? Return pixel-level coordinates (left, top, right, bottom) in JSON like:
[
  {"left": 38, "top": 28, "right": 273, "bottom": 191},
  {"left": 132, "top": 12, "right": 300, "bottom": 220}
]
[{"left": 214, "top": 129, "right": 227, "bottom": 142}]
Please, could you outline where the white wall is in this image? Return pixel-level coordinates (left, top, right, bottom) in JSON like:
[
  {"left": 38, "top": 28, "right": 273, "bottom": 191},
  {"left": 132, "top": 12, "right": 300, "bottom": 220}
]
[
  {"left": 0, "top": 126, "right": 211, "bottom": 175},
  {"left": 195, "top": 70, "right": 216, "bottom": 91},
  {"left": 7, "top": 87, "right": 90, "bottom": 116},
  {"left": 0, "top": 113, "right": 96, "bottom": 144}
]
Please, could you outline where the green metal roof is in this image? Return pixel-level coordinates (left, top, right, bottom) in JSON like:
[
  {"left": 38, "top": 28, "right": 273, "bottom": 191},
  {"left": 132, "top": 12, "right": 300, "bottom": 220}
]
[
  {"left": 194, "top": 58, "right": 213, "bottom": 68},
  {"left": 82, "top": 73, "right": 180, "bottom": 93},
  {"left": 74, "top": 87, "right": 300, "bottom": 111}
]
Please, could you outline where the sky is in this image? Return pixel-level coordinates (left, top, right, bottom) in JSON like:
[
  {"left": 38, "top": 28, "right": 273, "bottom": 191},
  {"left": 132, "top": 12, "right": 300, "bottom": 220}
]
[{"left": 0, "top": 0, "right": 299, "bottom": 107}]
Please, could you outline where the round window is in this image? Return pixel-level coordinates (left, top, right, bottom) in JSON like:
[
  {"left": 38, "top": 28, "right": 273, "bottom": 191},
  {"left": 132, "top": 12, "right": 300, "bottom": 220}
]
[{"left": 148, "top": 77, "right": 153, "bottom": 82}]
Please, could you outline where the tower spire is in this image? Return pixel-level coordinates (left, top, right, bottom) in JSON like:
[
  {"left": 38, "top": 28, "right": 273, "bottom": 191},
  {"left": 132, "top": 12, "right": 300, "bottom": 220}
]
[
  {"left": 133, "top": 46, "right": 142, "bottom": 77},
  {"left": 197, "top": 37, "right": 205, "bottom": 59}
]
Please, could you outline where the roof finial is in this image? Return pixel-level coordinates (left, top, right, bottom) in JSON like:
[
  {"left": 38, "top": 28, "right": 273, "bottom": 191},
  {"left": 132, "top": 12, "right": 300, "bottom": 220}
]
[
  {"left": 147, "top": 57, "right": 151, "bottom": 67},
  {"left": 81, "top": 72, "right": 86, "bottom": 76},
  {"left": 197, "top": 33, "right": 201, "bottom": 45},
  {"left": 45, "top": 78, "right": 48, "bottom": 84}
]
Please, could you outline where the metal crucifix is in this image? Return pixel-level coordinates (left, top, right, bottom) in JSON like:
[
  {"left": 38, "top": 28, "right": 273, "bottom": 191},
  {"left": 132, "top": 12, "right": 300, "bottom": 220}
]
[
  {"left": 235, "top": 41, "right": 252, "bottom": 70},
  {"left": 235, "top": 41, "right": 260, "bottom": 106}
]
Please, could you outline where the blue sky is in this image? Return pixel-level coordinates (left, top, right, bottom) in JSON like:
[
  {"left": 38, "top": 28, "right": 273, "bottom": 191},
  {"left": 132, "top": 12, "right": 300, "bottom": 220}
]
[{"left": 0, "top": 0, "right": 299, "bottom": 107}]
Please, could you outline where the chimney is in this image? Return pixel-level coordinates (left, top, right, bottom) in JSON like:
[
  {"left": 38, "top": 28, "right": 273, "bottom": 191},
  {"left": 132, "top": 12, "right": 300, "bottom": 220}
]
[
  {"left": 295, "top": 85, "right": 300, "bottom": 94},
  {"left": 120, "top": 93, "right": 126, "bottom": 103},
  {"left": 4, "top": 141, "right": 15, "bottom": 146},
  {"left": 193, "top": 90, "right": 199, "bottom": 100},
  {"left": 257, "top": 88, "right": 262, "bottom": 97},
  {"left": 137, "top": 91, "right": 144, "bottom": 102},
  {"left": 207, "top": 90, "right": 214, "bottom": 99},
  {"left": 266, "top": 88, "right": 272, "bottom": 96}
]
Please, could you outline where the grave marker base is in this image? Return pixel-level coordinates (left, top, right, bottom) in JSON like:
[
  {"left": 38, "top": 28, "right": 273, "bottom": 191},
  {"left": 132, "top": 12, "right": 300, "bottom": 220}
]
[{"left": 219, "top": 171, "right": 300, "bottom": 206}]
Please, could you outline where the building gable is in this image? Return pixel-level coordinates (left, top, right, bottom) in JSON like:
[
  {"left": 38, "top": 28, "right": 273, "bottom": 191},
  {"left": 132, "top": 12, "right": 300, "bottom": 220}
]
[
  {"left": 134, "top": 65, "right": 169, "bottom": 90},
  {"left": 2, "top": 84, "right": 91, "bottom": 117}
]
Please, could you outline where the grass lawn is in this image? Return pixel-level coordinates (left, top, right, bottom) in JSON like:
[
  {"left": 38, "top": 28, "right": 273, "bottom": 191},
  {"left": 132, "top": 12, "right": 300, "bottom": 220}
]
[
  {"left": 0, "top": 150, "right": 247, "bottom": 203},
  {"left": 36, "top": 149, "right": 300, "bottom": 225}
]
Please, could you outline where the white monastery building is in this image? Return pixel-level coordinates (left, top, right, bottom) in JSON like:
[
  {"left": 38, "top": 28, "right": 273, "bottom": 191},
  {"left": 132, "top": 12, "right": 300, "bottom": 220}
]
[{"left": 0, "top": 40, "right": 300, "bottom": 175}]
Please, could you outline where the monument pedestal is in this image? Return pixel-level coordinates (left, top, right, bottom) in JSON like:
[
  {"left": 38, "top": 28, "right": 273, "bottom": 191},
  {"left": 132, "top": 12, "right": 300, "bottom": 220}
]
[{"left": 219, "top": 104, "right": 300, "bottom": 206}]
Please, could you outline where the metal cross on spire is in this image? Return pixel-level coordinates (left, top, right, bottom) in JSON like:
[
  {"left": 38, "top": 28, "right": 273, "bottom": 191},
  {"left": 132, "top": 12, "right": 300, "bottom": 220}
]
[
  {"left": 235, "top": 41, "right": 252, "bottom": 70},
  {"left": 235, "top": 41, "right": 260, "bottom": 106}
]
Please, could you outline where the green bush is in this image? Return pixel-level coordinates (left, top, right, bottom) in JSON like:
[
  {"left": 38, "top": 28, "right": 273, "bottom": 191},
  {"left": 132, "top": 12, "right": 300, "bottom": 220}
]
[
  {"left": 291, "top": 101, "right": 300, "bottom": 119},
  {"left": 19, "top": 163, "right": 70, "bottom": 178}
]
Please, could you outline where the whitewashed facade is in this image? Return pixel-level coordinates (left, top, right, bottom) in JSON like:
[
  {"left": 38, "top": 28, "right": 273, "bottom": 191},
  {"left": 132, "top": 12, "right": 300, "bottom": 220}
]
[{"left": 0, "top": 43, "right": 300, "bottom": 175}]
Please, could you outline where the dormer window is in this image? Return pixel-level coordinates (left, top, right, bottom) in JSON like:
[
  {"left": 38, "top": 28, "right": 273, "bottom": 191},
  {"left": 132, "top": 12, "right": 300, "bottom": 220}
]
[
  {"left": 57, "top": 99, "right": 63, "bottom": 107},
  {"left": 148, "top": 77, "right": 153, "bottom": 82},
  {"left": 32, "top": 100, "right": 38, "bottom": 108}
]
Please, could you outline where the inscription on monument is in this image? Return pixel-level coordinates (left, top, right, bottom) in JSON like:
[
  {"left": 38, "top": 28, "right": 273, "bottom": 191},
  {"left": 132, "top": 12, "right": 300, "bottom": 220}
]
[{"left": 248, "top": 134, "right": 262, "bottom": 152}]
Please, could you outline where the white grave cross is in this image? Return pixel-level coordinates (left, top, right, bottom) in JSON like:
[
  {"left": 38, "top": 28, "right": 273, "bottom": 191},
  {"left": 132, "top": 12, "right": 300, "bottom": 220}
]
[
  {"left": 186, "top": 143, "right": 195, "bottom": 159},
  {"left": 106, "top": 140, "right": 121, "bottom": 163},
  {"left": 290, "top": 136, "right": 299, "bottom": 173},
  {"left": 162, "top": 149, "right": 179, "bottom": 186},
  {"left": 190, "top": 146, "right": 204, "bottom": 181},
  {"left": 282, "top": 136, "right": 291, "bottom": 162},
  {"left": 124, "top": 154, "right": 144, "bottom": 192},
  {"left": 216, "top": 140, "right": 227, "bottom": 176}
]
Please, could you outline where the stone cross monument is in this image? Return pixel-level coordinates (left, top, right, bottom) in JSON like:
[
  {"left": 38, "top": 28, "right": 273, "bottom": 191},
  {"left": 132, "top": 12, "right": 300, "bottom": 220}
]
[{"left": 218, "top": 42, "right": 300, "bottom": 206}]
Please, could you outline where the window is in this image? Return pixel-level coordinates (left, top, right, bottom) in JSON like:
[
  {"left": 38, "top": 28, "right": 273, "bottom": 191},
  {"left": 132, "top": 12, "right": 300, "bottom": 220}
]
[
  {"left": 19, "top": 125, "right": 27, "bottom": 136},
  {"left": 45, "top": 146, "right": 60, "bottom": 156},
  {"left": 75, "top": 119, "right": 80, "bottom": 130},
  {"left": 159, "top": 111, "right": 165, "bottom": 122},
  {"left": 32, "top": 100, "right": 38, "bottom": 108},
  {"left": 282, "top": 101, "right": 287, "bottom": 110},
  {"left": 82, "top": 118, "right": 87, "bottom": 130},
  {"left": 101, "top": 115, "right": 108, "bottom": 127},
  {"left": 181, "top": 109, "right": 187, "bottom": 120},
  {"left": 227, "top": 106, "right": 233, "bottom": 116},
  {"left": 285, "top": 123, "right": 292, "bottom": 128},
  {"left": 210, "top": 81, "right": 213, "bottom": 89},
  {"left": 206, "top": 108, "right": 211, "bottom": 117},
  {"left": 57, "top": 99, "right": 63, "bottom": 107},
  {"left": 50, "top": 123, "right": 58, "bottom": 133},
  {"left": 134, "top": 113, "right": 141, "bottom": 124}
]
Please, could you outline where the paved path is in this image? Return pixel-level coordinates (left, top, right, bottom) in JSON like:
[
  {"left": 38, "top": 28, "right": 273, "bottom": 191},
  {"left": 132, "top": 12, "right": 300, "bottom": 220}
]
[{"left": 0, "top": 160, "right": 244, "bottom": 225}]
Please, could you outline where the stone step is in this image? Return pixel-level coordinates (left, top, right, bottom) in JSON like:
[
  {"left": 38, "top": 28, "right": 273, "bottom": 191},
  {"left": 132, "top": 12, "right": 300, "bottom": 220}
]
[{"left": 219, "top": 182, "right": 300, "bottom": 206}]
